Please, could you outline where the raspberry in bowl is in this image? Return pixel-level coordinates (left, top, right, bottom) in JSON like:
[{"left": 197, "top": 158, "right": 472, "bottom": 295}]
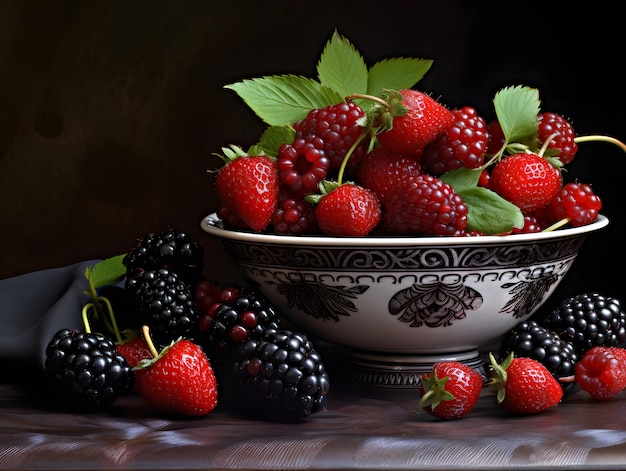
[{"left": 201, "top": 212, "right": 609, "bottom": 387}]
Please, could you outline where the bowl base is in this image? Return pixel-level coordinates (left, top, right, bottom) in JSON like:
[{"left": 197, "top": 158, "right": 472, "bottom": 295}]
[{"left": 345, "top": 348, "right": 486, "bottom": 388}]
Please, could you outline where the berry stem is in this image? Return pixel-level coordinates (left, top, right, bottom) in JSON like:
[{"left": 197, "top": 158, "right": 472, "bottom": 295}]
[
  {"left": 336, "top": 130, "right": 367, "bottom": 184},
  {"left": 542, "top": 217, "right": 571, "bottom": 232},
  {"left": 574, "top": 134, "right": 626, "bottom": 153},
  {"left": 142, "top": 325, "right": 160, "bottom": 359}
]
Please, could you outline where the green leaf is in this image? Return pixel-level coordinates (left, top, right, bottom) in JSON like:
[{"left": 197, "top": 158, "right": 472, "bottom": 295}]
[
  {"left": 224, "top": 75, "right": 344, "bottom": 126},
  {"left": 440, "top": 167, "right": 482, "bottom": 192},
  {"left": 458, "top": 186, "right": 524, "bottom": 234},
  {"left": 317, "top": 31, "right": 369, "bottom": 96},
  {"left": 257, "top": 125, "right": 295, "bottom": 157},
  {"left": 84, "top": 254, "right": 127, "bottom": 289},
  {"left": 366, "top": 58, "right": 432, "bottom": 97},
  {"left": 493, "top": 85, "right": 541, "bottom": 144}
]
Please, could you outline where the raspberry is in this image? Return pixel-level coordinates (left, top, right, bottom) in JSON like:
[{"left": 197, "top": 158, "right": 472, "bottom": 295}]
[
  {"left": 485, "top": 120, "right": 506, "bottom": 155},
  {"left": 293, "top": 101, "right": 369, "bottom": 177},
  {"left": 271, "top": 195, "right": 318, "bottom": 235},
  {"left": 539, "top": 182, "right": 602, "bottom": 227},
  {"left": 537, "top": 112, "right": 578, "bottom": 165},
  {"left": 276, "top": 135, "right": 330, "bottom": 199},
  {"left": 381, "top": 174, "right": 468, "bottom": 236},
  {"left": 575, "top": 346, "right": 626, "bottom": 400},
  {"left": 357, "top": 146, "right": 422, "bottom": 207},
  {"left": 512, "top": 214, "right": 545, "bottom": 234},
  {"left": 422, "top": 106, "right": 489, "bottom": 175}
]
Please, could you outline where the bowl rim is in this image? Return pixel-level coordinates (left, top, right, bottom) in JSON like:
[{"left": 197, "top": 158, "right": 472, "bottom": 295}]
[{"left": 200, "top": 212, "right": 609, "bottom": 247}]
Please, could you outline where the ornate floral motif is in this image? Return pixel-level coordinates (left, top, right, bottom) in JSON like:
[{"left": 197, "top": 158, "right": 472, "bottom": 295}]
[{"left": 388, "top": 281, "right": 483, "bottom": 328}]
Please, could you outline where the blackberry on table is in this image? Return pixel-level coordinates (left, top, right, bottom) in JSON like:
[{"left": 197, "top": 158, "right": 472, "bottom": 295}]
[
  {"left": 44, "top": 329, "right": 134, "bottom": 408},
  {"left": 125, "top": 268, "right": 200, "bottom": 348},
  {"left": 123, "top": 228, "right": 204, "bottom": 283},
  {"left": 231, "top": 328, "right": 330, "bottom": 422},
  {"left": 541, "top": 292, "right": 626, "bottom": 358},
  {"left": 195, "top": 289, "right": 281, "bottom": 383},
  {"left": 499, "top": 320, "right": 579, "bottom": 395}
]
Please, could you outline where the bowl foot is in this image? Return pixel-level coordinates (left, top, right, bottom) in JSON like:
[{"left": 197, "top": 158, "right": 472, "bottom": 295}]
[{"left": 346, "top": 348, "right": 486, "bottom": 388}]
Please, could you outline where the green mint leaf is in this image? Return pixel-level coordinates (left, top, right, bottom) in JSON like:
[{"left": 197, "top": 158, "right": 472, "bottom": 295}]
[
  {"left": 224, "top": 75, "right": 344, "bottom": 126},
  {"left": 366, "top": 58, "right": 433, "bottom": 97},
  {"left": 84, "top": 254, "right": 127, "bottom": 289},
  {"left": 257, "top": 125, "right": 295, "bottom": 157},
  {"left": 493, "top": 85, "right": 540, "bottom": 144},
  {"left": 317, "top": 31, "right": 368, "bottom": 96},
  {"left": 458, "top": 186, "right": 524, "bottom": 234}
]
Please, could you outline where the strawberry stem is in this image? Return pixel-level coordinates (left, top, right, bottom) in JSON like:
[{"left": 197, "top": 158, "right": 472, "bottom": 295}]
[
  {"left": 142, "top": 325, "right": 160, "bottom": 359},
  {"left": 81, "top": 303, "right": 94, "bottom": 333}
]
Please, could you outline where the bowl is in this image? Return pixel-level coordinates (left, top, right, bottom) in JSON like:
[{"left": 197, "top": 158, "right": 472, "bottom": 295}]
[{"left": 200, "top": 213, "right": 609, "bottom": 388}]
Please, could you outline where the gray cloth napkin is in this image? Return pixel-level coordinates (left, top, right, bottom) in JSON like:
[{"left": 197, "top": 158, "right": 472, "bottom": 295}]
[{"left": 0, "top": 261, "right": 100, "bottom": 369}]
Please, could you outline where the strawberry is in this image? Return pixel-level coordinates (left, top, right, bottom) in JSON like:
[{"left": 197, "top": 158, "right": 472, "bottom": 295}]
[
  {"left": 489, "top": 352, "right": 563, "bottom": 415},
  {"left": 135, "top": 329, "right": 218, "bottom": 416},
  {"left": 313, "top": 182, "right": 381, "bottom": 236},
  {"left": 215, "top": 149, "right": 279, "bottom": 232},
  {"left": 116, "top": 336, "right": 153, "bottom": 391},
  {"left": 488, "top": 152, "right": 563, "bottom": 212},
  {"left": 416, "top": 361, "right": 483, "bottom": 420},
  {"left": 376, "top": 89, "right": 455, "bottom": 157},
  {"left": 357, "top": 146, "right": 423, "bottom": 207},
  {"left": 575, "top": 346, "right": 626, "bottom": 400}
]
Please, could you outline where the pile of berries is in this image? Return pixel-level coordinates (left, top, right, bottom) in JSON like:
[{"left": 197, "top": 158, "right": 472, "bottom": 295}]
[
  {"left": 43, "top": 229, "right": 330, "bottom": 422},
  {"left": 212, "top": 32, "right": 625, "bottom": 238},
  {"left": 417, "top": 292, "right": 626, "bottom": 420}
]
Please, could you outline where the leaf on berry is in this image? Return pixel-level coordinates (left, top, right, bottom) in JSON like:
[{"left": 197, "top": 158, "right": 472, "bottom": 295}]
[
  {"left": 441, "top": 167, "right": 524, "bottom": 234},
  {"left": 84, "top": 254, "right": 127, "bottom": 289},
  {"left": 366, "top": 58, "right": 432, "bottom": 98},
  {"left": 494, "top": 85, "right": 540, "bottom": 145},
  {"left": 257, "top": 125, "right": 295, "bottom": 157},
  {"left": 224, "top": 75, "right": 344, "bottom": 126},
  {"left": 317, "top": 30, "right": 369, "bottom": 97},
  {"left": 459, "top": 187, "right": 524, "bottom": 234}
]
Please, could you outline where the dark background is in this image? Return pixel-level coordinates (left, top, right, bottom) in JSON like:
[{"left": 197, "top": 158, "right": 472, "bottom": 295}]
[{"left": 1, "top": 0, "right": 623, "bottom": 310}]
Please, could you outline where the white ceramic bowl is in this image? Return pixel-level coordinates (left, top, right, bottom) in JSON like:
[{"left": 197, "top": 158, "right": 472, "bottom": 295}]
[{"left": 201, "top": 213, "right": 609, "bottom": 387}]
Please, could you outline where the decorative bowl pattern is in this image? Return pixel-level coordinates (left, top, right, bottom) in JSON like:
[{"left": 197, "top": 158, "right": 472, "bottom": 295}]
[{"left": 201, "top": 213, "right": 609, "bottom": 387}]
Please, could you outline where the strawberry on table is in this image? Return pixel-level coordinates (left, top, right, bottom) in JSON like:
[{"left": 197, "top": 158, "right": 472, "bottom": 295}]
[
  {"left": 116, "top": 336, "right": 153, "bottom": 391},
  {"left": 489, "top": 352, "right": 563, "bottom": 415},
  {"left": 416, "top": 361, "right": 483, "bottom": 420},
  {"left": 135, "top": 326, "right": 218, "bottom": 417},
  {"left": 214, "top": 145, "right": 279, "bottom": 232}
]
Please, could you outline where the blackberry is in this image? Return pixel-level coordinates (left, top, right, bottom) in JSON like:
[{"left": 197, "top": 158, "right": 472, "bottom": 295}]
[
  {"left": 499, "top": 320, "right": 579, "bottom": 395},
  {"left": 125, "top": 268, "right": 200, "bottom": 348},
  {"left": 123, "top": 229, "right": 204, "bottom": 283},
  {"left": 541, "top": 292, "right": 626, "bottom": 358},
  {"left": 195, "top": 289, "right": 281, "bottom": 382},
  {"left": 44, "top": 329, "right": 134, "bottom": 408},
  {"left": 232, "top": 328, "right": 330, "bottom": 422}
]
